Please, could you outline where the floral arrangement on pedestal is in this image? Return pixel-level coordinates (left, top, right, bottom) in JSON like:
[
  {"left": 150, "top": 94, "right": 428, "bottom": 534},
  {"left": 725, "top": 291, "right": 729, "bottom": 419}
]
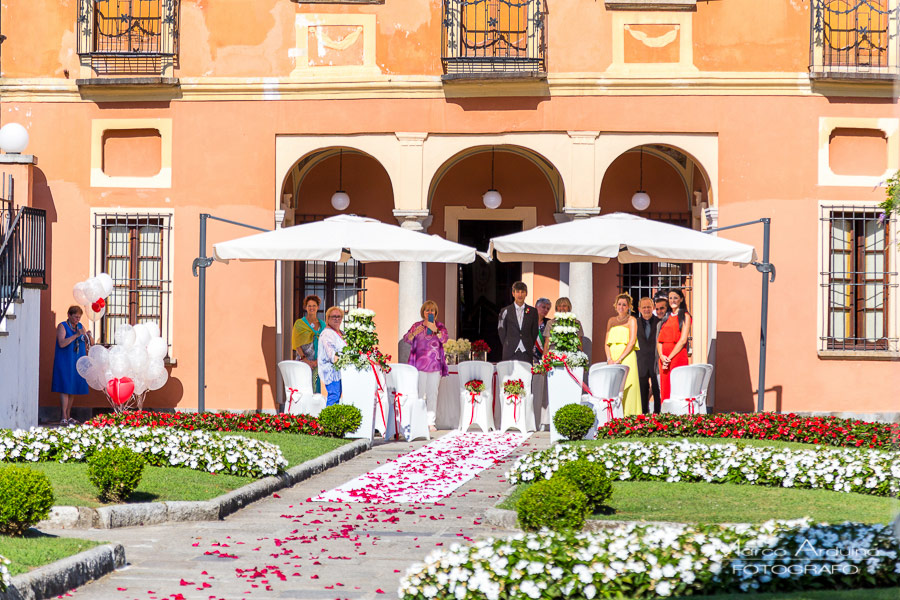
[
  {"left": 503, "top": 378, "right": 525, "bottom": 421},
  {"left": 443, "top": 338, "right": 471, "bottom": 364},
  {"left": 334, "top": 308, "right": 392, "bottom": 373},
  {"left": 532, "top": 312, "right": 588, "bottom": 374}
]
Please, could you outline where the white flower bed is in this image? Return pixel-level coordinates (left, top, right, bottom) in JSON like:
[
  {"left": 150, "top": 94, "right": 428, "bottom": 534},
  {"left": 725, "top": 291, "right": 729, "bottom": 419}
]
[
  {"left": 0, "top": 426, "right": 287, "bottom": 478},
  {"left": 399, "top": 519, "right": 900, "bottom": 599},
  {"left": 0, "top": 555, "right": 10, "bottom": 593},
  {"left": 507, "top": 440, "right": 900, "bottom": 497}
]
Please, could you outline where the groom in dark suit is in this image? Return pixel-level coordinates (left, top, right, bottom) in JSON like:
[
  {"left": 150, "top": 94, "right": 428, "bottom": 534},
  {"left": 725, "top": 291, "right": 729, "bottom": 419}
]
[
  {"left": 498, "top": 281, "right": 539, "bottom": 363},
  {"left": 635, "top": 296, "right": 662, "bottom": 414}
]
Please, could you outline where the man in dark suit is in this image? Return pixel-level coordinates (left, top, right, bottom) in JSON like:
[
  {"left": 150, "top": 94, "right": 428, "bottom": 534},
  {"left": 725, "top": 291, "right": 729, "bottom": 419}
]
[
  {"left": 498, "top": 281, "right": 539, "bottom": 363},
  {"left": 635, "top": 296, "right": 661, "bottom": 414}
]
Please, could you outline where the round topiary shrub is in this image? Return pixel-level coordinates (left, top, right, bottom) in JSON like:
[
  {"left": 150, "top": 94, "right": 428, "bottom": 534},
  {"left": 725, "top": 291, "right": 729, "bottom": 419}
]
[
  {"left": 0, "top": 465, "right": 55, "bottom": 536},
  {"left": 553, "top": 458, "right": 613, "bottom": 512},
  {"left": 516, "top": 477, "right": 589, "bottom": 532},
  {"left": 317, "top": 405, "right": 363, "bottom": 438},
  {"left": 553, "top": 403, "right": 596, "bottom": 440},
  {"left": 87, "top": 447, "right": 145, "bottom": 503}
]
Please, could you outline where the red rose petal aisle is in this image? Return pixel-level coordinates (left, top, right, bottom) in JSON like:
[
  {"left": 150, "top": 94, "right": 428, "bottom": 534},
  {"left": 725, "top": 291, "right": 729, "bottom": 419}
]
[{"left": 312, "top": 431, "right": 530, "bottom": 503}]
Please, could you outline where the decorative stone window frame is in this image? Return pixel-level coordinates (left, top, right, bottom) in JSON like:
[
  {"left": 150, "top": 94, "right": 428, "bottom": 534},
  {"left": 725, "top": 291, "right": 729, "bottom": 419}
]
[
  {"left": 605, "top": 0, "right": 696, "bottom": 10},
  {"left": 289, "top": 13, "right": 381, "bottom": 78},
  {"left": 90, "top": 118, "right": 173, "bottom": 189},
  {"left": 817, "top": 117, "right": 899, "bottom": 187}
]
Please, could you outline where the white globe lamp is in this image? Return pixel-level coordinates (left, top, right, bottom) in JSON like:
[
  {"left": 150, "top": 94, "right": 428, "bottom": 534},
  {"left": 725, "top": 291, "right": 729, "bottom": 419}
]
[
  {"left": 0, "top": 123, "right": 29, "bottom": 154},
  {"left": 631, "top": 191, "right": 651, "bottom": 211},
  {"left": 331, "top": 191, "right": 350, "bottom": 211},
  {"left": 482, "top": 189, "right": 502, "bottom": 210}
]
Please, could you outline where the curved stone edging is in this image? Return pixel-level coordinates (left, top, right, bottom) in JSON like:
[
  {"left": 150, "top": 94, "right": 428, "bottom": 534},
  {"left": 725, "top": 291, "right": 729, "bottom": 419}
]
[
  {"left": 38, "top": 438, "right": 371, "bottom": 530},
  {"left": 0, "top": 543, "right": 125, "bottom": 600}
]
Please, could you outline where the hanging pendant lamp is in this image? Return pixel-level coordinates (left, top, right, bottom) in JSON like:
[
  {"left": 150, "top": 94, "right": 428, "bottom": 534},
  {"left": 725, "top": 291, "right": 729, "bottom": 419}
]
[
  {"left": 631, "top": 146, "right": 651, "bottom": 211},
  {"left": 330, "top": 149, "right": 350, "bottom": 211},
  {"left": 482, "top": 147, "right": 502, "bottom": 209}
]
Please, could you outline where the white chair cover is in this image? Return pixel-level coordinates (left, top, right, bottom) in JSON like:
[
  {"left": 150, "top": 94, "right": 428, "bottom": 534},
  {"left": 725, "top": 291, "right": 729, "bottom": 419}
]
[
  {"left": 661, "top": 364, "right": 708, "bottom": 415},
  {"left": 457, "top": 361, "right": 495, "bottom": 432},
  {"left": 547, "top": 365, "right": 585, "bottom": 443},
  {"left": 386, "top": 363, "right": 430, "bottom": 442},
  {"left": 698, "top": 363, "right": 714, "bottom": 410},
  {"left": 581, "top": 364, "right": 628, "bottom": 435},
  {"left": 496, "top": 360, "right": 536, "bottom": 433},
  {"left": 277, "top": 360, "right": 326, "bottom": 417}
]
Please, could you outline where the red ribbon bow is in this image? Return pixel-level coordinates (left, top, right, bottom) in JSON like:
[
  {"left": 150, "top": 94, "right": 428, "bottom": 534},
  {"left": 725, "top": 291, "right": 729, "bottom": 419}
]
[
  {"left": 686, "top": 397, "right": 697, "bottom": 415},
  {"left": 468, "top": 391, "right": 479, "bottom": 426},
  {"left": 506, "top": 394, "right": 521, "bottom": 421},
  {"left": 392, "top": 391, "right": 403, "bottom": 439},
  {"left": 287, "top": 387, "right": 299, "bottom": 412},
  {"left": 367, "top": 358, "right": 387, "bottom": 431},
  {"left": 600, "top": 398, "right": 616, "bottom": 421}
]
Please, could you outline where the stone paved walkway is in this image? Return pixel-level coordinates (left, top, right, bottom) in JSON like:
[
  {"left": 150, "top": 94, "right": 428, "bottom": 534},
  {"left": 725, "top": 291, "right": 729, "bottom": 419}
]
[{"left": 44, "top": 431, "right": 549, "bottom": 600}]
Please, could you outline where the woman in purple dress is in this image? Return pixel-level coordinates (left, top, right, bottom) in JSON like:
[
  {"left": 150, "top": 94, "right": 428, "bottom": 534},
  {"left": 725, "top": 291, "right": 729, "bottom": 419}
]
[{"left": 402, "top": 300, "right": 448, "bottom": 432}]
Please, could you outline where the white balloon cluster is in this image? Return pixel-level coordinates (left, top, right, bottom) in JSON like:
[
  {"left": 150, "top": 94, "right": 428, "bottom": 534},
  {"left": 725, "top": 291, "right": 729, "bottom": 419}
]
[
  {"left": 75, "top": 322, "right": 170, "bottom": 399},
  {"left": 72, "top": 273, "right": 113, "bottom": 321}
]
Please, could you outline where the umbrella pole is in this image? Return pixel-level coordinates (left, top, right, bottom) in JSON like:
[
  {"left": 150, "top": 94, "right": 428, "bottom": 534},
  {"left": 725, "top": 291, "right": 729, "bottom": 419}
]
[
  {"left": 704, "top": 217, "right": 775, "bottom": 413},
  {"left": 192, "top": 214, "right": 269, "bottom": 414}
]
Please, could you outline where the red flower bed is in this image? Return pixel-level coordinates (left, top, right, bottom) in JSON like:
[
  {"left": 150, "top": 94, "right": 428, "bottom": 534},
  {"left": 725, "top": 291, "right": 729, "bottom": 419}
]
[
  {"left": 85, "top": 411, "right": 323, "bottom": 436},
  {"left": 597, "top": 413, "right": 900, "bottom": 450}
]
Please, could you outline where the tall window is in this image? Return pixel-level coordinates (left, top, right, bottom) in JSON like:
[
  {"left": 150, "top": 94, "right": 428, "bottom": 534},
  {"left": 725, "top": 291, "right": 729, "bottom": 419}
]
[
  {"left": 821, "top": 207, "right": 895, "bottom": 351},
  {"left": 93, "top": 213, "right": 172, "bottom": 352},
  {"left": 292, "top": 215, "right": 366, "bottom": 320}
]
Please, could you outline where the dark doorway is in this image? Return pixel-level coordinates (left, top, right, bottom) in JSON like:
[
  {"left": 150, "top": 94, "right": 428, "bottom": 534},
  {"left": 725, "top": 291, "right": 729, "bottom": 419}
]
[{"left": 458, "top": 219, "right": 522, "bottom": 362}]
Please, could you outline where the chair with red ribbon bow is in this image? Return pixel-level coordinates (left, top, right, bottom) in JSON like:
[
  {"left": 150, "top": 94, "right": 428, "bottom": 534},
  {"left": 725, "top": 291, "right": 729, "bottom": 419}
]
[
  {"left": 580, "top": 363, "right": 628, "bottom": 435},
  {"left": 497, "top": 360, "right": 536, "bottom": 433},
  {"left": 386, "top": 363, "right": 430, "bottom": 442},
  {"left": 661, "top": 364, "right": 712, "bottom": 415},
  {"left": 457, "top": 360, "right": 495, "bottom": 432},
  {"left": 340, "top": 362, "right": 387, "bottom": 441},
  {"left": 277, "top": 360, "right": 325, "bottom": 417}
]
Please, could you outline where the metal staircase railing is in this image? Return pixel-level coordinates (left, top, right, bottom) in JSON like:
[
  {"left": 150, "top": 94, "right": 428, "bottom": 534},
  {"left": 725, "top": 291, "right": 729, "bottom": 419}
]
[{"left": 0, "top": 205, "right": 47, "bottom": 327}]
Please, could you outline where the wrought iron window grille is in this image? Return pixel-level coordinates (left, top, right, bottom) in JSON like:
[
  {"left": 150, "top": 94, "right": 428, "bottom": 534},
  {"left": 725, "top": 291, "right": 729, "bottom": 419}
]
[
  {"left": 77, "top": 0, "right": 179, "bottom": 75},
  {"left": 809, "top": 0, "right": 900, "bottom": 80},
  {"left": 441, "top": 0, "right": 547, "bottom": 77},
  {"left": 819, "top": 206, "right": 897, "bottom": 352},
  {"left": 93, "top": 212, "right": 173, "bottom": 353}
]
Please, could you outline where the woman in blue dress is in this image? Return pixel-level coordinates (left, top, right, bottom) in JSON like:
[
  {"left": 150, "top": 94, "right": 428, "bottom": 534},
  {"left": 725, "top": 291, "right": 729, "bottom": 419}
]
[{"left": 51, "top": 305, "right": 93, "bottom": 425}]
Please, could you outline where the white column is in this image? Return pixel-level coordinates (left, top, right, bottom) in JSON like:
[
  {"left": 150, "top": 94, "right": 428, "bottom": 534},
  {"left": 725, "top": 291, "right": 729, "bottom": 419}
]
[
  {"left": 559, "top": 207, "right": 601, "bottom": 362},
  {"left": 394, "top": 210, "right": 432, "bottom": 364},
  {"left": 274, "top": 209, "right": 286, "bottom": 410}
]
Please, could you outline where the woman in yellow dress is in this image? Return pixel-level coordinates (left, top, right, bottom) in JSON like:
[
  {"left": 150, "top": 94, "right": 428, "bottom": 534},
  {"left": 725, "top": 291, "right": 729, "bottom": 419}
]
[{"left": 604, "top": 292, "right": 641, "bottom": 416}]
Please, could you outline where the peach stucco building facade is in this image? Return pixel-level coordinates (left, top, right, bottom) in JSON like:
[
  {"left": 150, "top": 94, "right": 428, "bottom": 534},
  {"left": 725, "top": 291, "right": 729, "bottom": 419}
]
[{"left": 1, "top": 0, "right": 897, "bottom": 418}]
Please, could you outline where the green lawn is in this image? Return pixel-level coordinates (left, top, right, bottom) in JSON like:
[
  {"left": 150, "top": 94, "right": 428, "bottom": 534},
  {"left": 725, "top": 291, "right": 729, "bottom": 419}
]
[
  {"left": 501, "top": 480, "right": 898, "bottom": 524},
  {"left": 0, "top": 532, "right": 102, "bottom": 576},
  {"left": 1, "top": 433, "right": 349, "bottom": 508}
]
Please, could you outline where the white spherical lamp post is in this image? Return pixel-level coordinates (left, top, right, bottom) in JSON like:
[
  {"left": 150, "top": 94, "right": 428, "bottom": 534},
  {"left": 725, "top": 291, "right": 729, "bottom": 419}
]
[
  {"left": 0, "top": 123, "right": 30, "bottom": 154},
  {"left": 330, "top": 148, "right": 350, "bottom": 211},
  {"left": 482, "top": 146, "right": 502, "bottom": 209}
]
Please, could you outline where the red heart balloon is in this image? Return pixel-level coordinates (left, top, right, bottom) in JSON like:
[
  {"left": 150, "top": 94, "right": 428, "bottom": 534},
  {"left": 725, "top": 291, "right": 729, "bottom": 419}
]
[
  {"left": 106, "top": 377, "right": 135, "bottom": 405},
  {"left": 96, "top": 298, "right": 105, "bottom": 309},
  {"left": 91, "top": 300, "right": 102, "bottom": 312}
]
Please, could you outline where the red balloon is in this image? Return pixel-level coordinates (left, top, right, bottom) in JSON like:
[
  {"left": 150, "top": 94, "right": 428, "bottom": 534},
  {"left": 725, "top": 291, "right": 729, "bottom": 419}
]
[
  {"left": 106, "top": 377, "right": 135, "bottom": 405},
  {"left": 96, "top": 298, "right": 105, "bottom": 309},
  {"left": 91, "top": 300, "right": 102, "bottom": 312}
]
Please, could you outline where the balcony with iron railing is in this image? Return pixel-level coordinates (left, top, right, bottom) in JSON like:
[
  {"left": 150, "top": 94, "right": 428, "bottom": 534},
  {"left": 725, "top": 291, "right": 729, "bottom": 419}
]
[
  {"left": 810, "top": 0, "right": 900, "bottom": 80},
  {"left": 76, "top": 0, "right": 179, "bottom": 79},
  {"left": 441, "top": 0, "right": 547, "bottom": 79},
  {"left": 0, "top": 174, "right": 46, "bottom": 327}
]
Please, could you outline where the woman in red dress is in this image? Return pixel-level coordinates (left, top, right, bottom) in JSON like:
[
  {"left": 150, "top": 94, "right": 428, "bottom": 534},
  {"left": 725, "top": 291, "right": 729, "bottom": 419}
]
[{"left": 656, "top": 288, "right": 692, "bottom": 402}]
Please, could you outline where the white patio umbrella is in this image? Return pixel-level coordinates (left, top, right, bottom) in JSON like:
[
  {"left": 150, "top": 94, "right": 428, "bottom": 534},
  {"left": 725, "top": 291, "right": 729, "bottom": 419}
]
[
  {"left": 213, "top": 214, "right": 477, "bottom": 264},
  {"left": 488, "top": 212, "right": 757, "bottom": 265}
]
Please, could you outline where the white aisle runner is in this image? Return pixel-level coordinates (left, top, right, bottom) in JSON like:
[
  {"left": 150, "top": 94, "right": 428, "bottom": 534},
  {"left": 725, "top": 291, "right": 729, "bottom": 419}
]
[{"left": 312, "top": 431, "right": 530, "bottom": 503}]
